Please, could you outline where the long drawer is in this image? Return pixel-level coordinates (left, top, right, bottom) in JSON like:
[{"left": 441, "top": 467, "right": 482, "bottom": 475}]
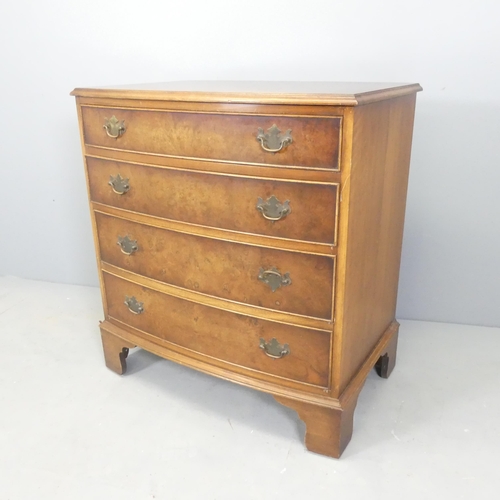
[
  {"left": 87, "top": 157, "right": 338, "bottom": 245},
  {"left": 103, "top": 272, "right": 331, "bottom": 387},
  {"left": 95, "top": 211, "right": 334, "bottom": 320},
  {"left": 82, "top": 106, "right": 341, "bottom": 170}
]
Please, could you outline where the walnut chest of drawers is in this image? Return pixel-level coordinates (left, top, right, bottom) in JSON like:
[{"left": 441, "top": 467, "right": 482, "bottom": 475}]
[{"left": 71, "top": 81, "right": 421, "bottom": 458}]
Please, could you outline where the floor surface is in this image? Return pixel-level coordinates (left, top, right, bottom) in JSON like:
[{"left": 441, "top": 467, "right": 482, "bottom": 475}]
[{"left": 0, "top": 276, "right": 499, "bottom": 499}]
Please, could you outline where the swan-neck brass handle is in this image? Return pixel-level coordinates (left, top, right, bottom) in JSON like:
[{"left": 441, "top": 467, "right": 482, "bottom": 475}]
[
  {"left": 259, "top": 338, "right": 290, "bottom": 359},
  {"left": 258, "top": 267, "right": 292, "bottom": 292},
  {"left": 109, "top": 174, "right": 130, "bottom": 195},
  {"left": 256, "top": 124, "right": 292, "bottom": 153},
  {"left": 117, "top": 236, "right": 138, "bottom": 255},
  {"left": 124, "top": 296, "right": 144, "bottom": 314},
  {"left": 256, "top": 195, "right": 291, "bottom": 221},
  {"left": 103, "top": 115, "right": 126, "bottom": 139}
]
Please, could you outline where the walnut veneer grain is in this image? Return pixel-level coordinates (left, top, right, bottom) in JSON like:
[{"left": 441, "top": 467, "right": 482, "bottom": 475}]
[
  {"left": 95, "top": 211, "right": 334, "bottom": 320},
  {"left": 73, "top": 81, "right": 421, "bottom": 458},
  {"left": 87, "top": 157, "right": 338, "bottom": 245},
  {"left": 103, "top": 272, "right": 331, "bottom": 387},
  {"left": 82, "top": 106, "right": 341, "bottom": 169}
]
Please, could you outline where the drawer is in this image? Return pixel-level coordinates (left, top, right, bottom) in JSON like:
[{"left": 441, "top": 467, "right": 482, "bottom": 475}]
[
  {"left": 81, "top": 106, "right": 341, "bottom": 170},
  {"left": 95, "top": 212, "right": 334, "bottom": 320},
  {"left": 103, "top": 272, "right": 331, "bottom": 387},
  {"left": 88, "top": 158, "right": 338, "bottom": 245}
]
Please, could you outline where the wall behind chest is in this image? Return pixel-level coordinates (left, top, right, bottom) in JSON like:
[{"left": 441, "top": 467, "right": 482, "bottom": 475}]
[{"left": 0, "top": 0, "right": 499, "bottom": 327}]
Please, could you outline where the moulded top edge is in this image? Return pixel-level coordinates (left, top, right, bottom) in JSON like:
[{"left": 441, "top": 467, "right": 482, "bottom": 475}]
[{"left": 70, "top": 81, "right": 423, "bottom": 106}]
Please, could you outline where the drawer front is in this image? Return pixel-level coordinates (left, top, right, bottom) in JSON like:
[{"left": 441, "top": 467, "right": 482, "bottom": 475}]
[
  {"left": 88, "top": 158, "right": 338, "bottom": 245},
  {"left": 82, "top": 106, "right": 341, "bottom": 170},
  {"left": 95, "top": 212, "right": 334, "bottom": 320},
  {"left": 103, "top": 272, "right": 331, "bottom": 387}
]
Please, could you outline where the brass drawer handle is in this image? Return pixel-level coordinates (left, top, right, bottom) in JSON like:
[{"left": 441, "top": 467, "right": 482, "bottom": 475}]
[
  {"left": 103, "top": 115, "right": 126, "bottom": 139},
  {"left": 108, "top": 174, "right": 130, "bottom": 195},
  {"left": 117, "top": 235, "right": 138, "bottom": 255},
  {"left": 259, "top": 337, "right": 290, "bottom": 359},
  {"left": 256, "top": 195, "right": 291, "bottom": 221},
  {"left": 124, "top": 296, "right": 144, "bottom": 314},
  {"left": 258, "top": 267, "right": 292, "bottom": 292},
  {"left": 256, "top": 124, "right": 292, "bottom": 153}
]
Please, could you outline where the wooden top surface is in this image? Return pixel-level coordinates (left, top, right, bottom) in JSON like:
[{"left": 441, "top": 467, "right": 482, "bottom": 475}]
[{"left": 71, "top": 81, "right": 422, "bottom": 106}]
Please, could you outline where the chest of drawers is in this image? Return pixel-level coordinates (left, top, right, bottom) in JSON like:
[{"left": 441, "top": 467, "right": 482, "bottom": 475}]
[{"left": 71, "top": 81, "right": 421, "bottom": 458}]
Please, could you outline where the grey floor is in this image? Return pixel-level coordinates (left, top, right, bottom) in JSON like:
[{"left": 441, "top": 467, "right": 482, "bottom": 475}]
[{"left": 0, "top": 276, "right": 498, "bottom": 499}]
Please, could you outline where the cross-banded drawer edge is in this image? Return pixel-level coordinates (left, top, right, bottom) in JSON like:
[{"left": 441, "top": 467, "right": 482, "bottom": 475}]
[
  {"left": 103, "top": 272, "right": 332, "bottom": 388},
  {"left": 102, "top": 319, "right": 333, "bottom": 393},
  {"left": 81, "top": 105, "right": 342, "bottom": 171},
  {"left": 96, "top": 211, "right": 335, "bottom": 320},
  {"left": 87, "top": 157, "right": 340, "bottom": 248}
]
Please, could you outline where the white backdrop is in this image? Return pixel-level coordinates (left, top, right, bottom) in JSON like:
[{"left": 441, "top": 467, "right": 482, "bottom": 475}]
[{"left": 0, "top": 0, "right": 499, "bottom": 327}]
